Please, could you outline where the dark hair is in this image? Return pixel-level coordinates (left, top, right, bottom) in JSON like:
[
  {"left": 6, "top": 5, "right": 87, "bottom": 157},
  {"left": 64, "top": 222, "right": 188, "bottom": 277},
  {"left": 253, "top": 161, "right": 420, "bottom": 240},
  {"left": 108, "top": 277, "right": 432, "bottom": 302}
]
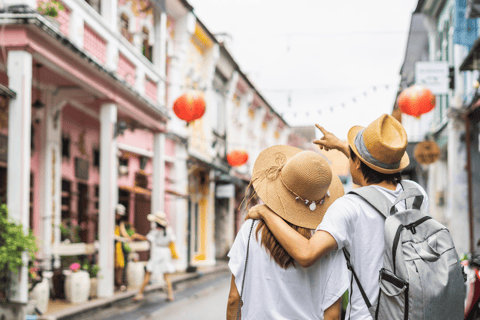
[
  {"left": 349, "top": 147, "right": 402, "bottom": 185},
  {"left": 156, "top": 222, "right": 167, "bottom": 235}
]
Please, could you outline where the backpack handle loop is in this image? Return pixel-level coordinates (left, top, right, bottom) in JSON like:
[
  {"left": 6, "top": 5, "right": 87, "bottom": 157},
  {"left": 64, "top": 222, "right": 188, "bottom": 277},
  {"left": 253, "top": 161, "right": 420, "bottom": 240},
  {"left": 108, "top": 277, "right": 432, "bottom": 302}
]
[{"left": 389, "top": 188, "right": 424, "bottom": 215}]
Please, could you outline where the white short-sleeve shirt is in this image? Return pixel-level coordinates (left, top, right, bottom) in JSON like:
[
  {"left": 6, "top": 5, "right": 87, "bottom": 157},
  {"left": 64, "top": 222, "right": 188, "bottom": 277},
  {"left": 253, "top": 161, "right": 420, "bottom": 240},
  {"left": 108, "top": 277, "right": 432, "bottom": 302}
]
[
  {"left": 316, "top": 181, "right": 429, "bottom": 320},
  {"left": 228, "top": 219, "right": 349, "bottom": 320}
]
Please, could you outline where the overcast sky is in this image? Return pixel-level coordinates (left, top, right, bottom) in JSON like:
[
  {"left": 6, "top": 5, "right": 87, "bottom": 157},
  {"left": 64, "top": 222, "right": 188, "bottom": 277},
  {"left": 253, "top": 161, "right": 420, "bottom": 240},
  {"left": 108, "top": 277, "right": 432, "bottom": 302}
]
[{"left": 188, "top": 0, "right": 418, "bottom": 140}]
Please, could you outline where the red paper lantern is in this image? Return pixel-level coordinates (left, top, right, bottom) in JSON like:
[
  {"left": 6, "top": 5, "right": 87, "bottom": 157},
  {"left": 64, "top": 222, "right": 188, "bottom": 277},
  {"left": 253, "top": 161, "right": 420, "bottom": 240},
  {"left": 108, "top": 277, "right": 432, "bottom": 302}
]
[
  {"left": 397, "top": 85, "right": 435, "bottom": 118},
  {"left": 227, "top": 150, "right": 249, "bottom": 167},
  {"left": 173, "top": 91, "right": 206, "bottom": 123}
]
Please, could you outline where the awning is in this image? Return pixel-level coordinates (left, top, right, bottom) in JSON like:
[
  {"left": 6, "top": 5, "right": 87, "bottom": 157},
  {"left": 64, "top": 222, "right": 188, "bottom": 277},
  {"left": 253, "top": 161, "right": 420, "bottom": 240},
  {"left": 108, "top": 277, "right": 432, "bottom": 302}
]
[
  {"left": 165, "top": 188, "right": 188, "bottom": 198},
  {"left": 460, "top": 37, "right": 480, "bottom": 71},
  {"left": 119, "top": 185, "right": 151, "bottom": 196}
]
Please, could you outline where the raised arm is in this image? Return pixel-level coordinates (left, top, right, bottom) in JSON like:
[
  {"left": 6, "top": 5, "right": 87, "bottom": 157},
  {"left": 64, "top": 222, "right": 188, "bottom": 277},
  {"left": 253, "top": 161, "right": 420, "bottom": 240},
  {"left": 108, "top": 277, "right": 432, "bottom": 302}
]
[
  {"left": 246, "top": 204, "right": 337, "bottom": 267},
  {"left": 314, "top": 124, "right": 350, "bottom": 159}
]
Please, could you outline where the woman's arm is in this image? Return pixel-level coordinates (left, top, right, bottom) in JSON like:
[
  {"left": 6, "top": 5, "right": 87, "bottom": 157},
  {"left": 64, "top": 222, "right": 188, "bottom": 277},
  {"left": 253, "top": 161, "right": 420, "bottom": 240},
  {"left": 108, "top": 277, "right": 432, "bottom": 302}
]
[
  {"left": 226, "top": 275, "right": 241, "bottom": 320},
  {"left": 246, "top": 205, "right": 337, "bottom": 267},
  {"left": 324, "top": 297, "right": 342, "bottom": 320},
  {"left": 119, "top": 222, "right": 132, "bottom": 240}
]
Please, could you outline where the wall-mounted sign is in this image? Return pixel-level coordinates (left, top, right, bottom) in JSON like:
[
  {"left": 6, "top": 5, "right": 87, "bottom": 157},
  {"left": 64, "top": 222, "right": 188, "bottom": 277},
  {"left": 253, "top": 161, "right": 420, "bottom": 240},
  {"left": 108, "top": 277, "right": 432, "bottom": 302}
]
[
  {"left": 415, "top": 61, "right": 449, "bottom": 95},
  {"left": 75, "top": 157, "right": 89, "bottom": 181},
  {"left": 216, "top": 184, "right": 235, "bottom": 198}
]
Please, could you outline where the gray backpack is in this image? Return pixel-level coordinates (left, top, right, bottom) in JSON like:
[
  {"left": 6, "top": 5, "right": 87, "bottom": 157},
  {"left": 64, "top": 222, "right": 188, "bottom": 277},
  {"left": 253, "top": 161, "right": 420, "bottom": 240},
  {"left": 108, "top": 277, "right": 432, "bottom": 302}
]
[{"left": 344, "top": 181, "right": 465, "bottom": 320}]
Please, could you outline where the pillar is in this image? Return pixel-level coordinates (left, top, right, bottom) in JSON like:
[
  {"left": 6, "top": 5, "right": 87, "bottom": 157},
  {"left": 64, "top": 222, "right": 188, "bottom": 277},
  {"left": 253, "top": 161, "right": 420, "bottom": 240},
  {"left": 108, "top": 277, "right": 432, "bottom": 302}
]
[
  {"left": 151, "top": 132, "right": 165, "bottom": 215},
  {"left": 7, "top": 50, "right": 32, "bottom": 303},
  {"left": 37, "top": 92, "right": 62, "bottom": 269},
  {"left": 98, "top": 103, "right": 118, "bottom": 298},
  {"left": 174, "top": 145, "right": 188, "bottom": 271}
]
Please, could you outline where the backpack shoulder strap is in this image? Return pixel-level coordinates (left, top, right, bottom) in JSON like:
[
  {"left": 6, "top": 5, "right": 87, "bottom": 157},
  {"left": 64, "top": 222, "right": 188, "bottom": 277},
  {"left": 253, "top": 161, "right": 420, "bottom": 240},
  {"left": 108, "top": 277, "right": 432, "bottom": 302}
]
[{"left": 348, "top": 186, "right": 392, "bottom": 219}]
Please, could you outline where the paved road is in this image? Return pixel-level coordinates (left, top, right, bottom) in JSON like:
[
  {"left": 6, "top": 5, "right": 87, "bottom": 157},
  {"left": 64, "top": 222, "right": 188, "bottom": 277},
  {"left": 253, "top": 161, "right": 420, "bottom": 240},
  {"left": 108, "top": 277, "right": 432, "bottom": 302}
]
[
  {"left": 141, "top": 274, "right": 230, "bottom": 320},
  {"left": 74, "top": 270, "right": 231, "bottom": 320}
]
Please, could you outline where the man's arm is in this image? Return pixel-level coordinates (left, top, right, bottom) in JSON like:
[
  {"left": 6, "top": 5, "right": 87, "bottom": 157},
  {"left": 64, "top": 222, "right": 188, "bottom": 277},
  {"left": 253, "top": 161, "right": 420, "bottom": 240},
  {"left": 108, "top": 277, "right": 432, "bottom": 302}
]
[
  {"left": 324, "top": 297, "right": 342, "bottom": 320},
  {"left": 246, "top": 205, "right": 338, "bottom": 267},
  {"left": 313, "top": 125, "right": 350, "bottom": 158},
  {"left": 226, "top": 275, "right": 240, "bottom": 320}
]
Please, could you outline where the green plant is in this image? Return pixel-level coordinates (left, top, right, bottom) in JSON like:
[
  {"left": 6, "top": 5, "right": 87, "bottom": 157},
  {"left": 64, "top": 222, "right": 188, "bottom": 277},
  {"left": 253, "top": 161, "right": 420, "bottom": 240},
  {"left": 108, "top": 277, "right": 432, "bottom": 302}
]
[
  {"left": 81, "top": 260, "right": 100, "bottom": 278},
  {"left": 0, "top": 204, "right": 38, "bottom": 274},
  {"left": 37, "top": 0, "right": 64, "bottom": 18}
]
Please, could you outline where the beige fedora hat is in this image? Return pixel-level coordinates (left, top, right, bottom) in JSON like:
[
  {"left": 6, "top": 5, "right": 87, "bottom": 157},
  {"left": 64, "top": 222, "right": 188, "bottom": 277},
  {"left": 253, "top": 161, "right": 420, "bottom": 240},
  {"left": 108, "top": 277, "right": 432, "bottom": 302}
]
[
  {"left": 252, "top": 145, "right": 344, "bottom": 229},
  {"left": 347, "top": 114, "right": 410, "bottom": 174},
  {"left": 147, "top": 211, "right": 168, "bottom": 227}
]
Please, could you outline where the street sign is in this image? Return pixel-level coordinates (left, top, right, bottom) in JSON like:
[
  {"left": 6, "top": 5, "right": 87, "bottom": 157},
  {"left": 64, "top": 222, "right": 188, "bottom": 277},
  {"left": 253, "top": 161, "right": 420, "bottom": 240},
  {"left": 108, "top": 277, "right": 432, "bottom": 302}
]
[
  {"left": 415, "top": 61, "right": 449, "bottom": 95},
  {"left": 216, "top": 184, "right": 235, "bottom": 198}
]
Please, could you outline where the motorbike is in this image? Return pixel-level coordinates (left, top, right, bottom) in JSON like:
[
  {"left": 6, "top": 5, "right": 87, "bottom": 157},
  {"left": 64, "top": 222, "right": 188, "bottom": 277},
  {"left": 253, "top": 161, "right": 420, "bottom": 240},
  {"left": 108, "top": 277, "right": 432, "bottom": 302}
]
[{"left": 464, "top": 253, "right": 480, "bottom": 320}]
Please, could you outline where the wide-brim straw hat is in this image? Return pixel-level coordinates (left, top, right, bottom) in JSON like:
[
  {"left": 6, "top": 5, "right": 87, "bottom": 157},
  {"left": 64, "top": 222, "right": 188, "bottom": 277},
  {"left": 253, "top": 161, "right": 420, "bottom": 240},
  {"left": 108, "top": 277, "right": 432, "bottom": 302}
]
[
  {"left": 252, "top": 145, "right": 344, "bottom": 229},
  {"left": 115, "top": 204, "right": 126, "bottom": 216},
  {"left": 147, "top": 211, "right": 168, "bottom": 227},
  {"left": 347, "top": 114, "right": 410, "bottom": 174}
]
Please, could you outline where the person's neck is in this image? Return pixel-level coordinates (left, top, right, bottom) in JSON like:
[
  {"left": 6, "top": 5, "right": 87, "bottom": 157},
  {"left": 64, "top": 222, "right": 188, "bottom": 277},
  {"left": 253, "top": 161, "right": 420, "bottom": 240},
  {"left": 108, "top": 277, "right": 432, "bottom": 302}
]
[{"left": 361, "top": 180, "right": 398, "bottom": 191}]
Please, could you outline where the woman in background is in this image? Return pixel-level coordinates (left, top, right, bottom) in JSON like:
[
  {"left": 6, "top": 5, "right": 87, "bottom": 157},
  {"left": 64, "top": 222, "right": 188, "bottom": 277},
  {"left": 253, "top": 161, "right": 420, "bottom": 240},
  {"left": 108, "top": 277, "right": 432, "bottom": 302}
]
[{"left": 133, "top": 211, "right": 176, "bottom": 302}]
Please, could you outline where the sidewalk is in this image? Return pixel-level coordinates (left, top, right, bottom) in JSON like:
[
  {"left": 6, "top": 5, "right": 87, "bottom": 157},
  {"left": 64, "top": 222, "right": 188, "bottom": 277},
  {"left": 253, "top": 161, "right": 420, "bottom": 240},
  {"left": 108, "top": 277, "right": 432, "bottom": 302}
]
[{"left": 40, "top": 261, "right": 229, "bottom": 320}]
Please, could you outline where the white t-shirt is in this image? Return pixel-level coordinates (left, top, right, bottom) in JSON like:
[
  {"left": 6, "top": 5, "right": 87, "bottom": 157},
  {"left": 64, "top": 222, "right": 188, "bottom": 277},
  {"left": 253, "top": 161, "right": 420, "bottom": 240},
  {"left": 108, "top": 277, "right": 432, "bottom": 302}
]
[
  {"left": 228, "top": 219, "right": 349, "bottom": 320},
  {"left": 316, "top": 181, "right": 428, "bottom": 320}
]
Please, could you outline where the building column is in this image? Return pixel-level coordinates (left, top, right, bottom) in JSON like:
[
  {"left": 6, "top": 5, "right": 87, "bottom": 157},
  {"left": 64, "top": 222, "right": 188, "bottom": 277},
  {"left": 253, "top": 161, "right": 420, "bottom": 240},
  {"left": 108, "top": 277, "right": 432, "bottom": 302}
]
[
  {"left": 6, "top": 50, "right": 32, "bottom": 303},
  {"left": 37, "top": 92, "right": 63, "bottom": 269},
  {"left": 154, "top": 9, "right": 168, "bottom": 105},
  {"left": 174, "top": 144, "right": 188, "bottom": 271},
  {"left": 447, "top": 117, "right": 469, "bottom": 255},
  {"left": 151, "top": 132, "right": 166, "bottom": 215},
  {"left": 98, "top": 103, "right": 118, "bottom": 298},
  {"left": 206, "top": 170, "right": 216, "bottom": 266}
]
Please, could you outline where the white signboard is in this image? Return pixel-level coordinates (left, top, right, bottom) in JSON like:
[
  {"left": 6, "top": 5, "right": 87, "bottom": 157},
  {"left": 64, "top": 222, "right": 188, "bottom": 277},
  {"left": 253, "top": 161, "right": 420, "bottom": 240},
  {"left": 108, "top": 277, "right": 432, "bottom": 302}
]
[
  {"left": 216, "top": 184, "right": 235, "bottom": 198},
  {"left": 415, "top": 61, "right": 449, "bottom": 95}
]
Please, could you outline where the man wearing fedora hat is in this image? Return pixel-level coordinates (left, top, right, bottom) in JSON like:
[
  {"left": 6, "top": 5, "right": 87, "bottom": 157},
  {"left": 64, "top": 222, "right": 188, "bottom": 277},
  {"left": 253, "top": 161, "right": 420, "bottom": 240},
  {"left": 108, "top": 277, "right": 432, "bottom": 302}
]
[{"left": 247, "top": 114, "right": 429, "bottom": 320}]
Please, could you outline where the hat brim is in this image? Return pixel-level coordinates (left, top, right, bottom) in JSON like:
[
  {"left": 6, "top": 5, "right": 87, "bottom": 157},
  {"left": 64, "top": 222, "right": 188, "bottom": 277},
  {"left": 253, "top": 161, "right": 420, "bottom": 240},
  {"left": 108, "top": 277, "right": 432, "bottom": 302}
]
[
  {"left": 252, "top": 145, "right": 345, "bottom": 229},
  {"left": 147, "top": 214, "right": 167, "bottom": 227},
  {"left": 347, "top": 126, "right": 410, "bottom": 174}
]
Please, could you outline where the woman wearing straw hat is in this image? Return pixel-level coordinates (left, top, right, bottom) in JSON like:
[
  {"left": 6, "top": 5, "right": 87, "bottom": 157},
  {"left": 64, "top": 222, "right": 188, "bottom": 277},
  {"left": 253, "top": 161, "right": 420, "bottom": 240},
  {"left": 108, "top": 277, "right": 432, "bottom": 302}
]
[
  {"left": 133, "top": 211, "right": 176, "bottom": 302},
  {"left": 227, "top": 145, "right": 349, "bottom": 320},
  {"left": 246, "top": 114, "right": 429, "bottom": 320},
  {"left": 114, "top": 203, "right": 131, "bottom": 291}
]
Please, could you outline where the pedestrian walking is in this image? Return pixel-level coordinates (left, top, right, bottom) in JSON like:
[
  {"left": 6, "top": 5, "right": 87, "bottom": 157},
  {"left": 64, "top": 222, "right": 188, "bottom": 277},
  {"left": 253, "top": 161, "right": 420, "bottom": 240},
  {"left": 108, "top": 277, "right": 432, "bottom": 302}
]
[
  {"left": 245, "top": 114, "right": 455, "bottom": 319},
  {"left": 133, "top": 211, "right": 176, "bottom": 302},
  {"left": 227, "top": 145, "right": 349, "bottom": 320},
  {"left": 114, "top": 203, "right": 131, "bottom": 291}
]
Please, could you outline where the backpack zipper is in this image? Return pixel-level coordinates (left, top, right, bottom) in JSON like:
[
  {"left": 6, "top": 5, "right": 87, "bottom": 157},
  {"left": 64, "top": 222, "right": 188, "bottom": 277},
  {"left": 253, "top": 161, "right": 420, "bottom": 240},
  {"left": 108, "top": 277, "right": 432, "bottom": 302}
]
[
  {"left": 392, "top": 216, "right": 433, "bottom": 274},
  {"left": 404, "top": 216, "right": 432, "bottom": 234}
]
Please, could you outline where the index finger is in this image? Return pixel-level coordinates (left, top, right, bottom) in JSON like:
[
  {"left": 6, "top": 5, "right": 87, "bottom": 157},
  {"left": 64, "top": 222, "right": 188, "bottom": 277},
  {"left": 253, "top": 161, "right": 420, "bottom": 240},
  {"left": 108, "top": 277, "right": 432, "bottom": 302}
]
[{"left": 315, "top": 124, "right": 328, "bottom": 136}]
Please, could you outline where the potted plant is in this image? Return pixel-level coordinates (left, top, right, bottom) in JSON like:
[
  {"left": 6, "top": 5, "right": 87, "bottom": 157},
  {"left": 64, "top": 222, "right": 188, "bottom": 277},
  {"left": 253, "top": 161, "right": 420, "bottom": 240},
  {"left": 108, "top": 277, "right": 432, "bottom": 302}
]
[
  {"left": 64, "top": 262, "right": 90, "bottom": 304},
  {"left": 37, "top": 0, "right": 64, "bottom": 29},
  {"left": 0, "top": 204, "right": 38, "bottom": 301},
  {"left": 82, "top": 261, "right": 100, "bottom": 299},
  {"left": 28, "top": 263, "right": 50, "bottom": 314}
]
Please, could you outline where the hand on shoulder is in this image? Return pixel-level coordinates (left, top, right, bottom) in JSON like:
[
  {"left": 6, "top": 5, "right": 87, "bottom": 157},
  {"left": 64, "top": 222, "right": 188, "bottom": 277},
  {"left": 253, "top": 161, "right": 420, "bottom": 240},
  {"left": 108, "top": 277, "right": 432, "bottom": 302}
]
[{"left": 245, "top": 204, "right": 274, "bottom": 221}]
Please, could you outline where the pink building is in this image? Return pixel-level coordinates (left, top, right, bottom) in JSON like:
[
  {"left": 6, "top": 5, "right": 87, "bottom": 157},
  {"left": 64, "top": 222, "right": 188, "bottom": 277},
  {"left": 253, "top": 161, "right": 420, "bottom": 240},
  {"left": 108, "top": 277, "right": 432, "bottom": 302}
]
[{"left": 0, "top": 0, "right": 173, "bottom": 304}]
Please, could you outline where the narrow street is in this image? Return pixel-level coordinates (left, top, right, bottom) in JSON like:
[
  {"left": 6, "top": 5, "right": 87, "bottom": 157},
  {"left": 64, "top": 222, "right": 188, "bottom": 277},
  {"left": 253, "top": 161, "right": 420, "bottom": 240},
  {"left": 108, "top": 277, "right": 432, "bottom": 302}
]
[{"left": 65, "top": 270, "right": 231, "bottom": 320}]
